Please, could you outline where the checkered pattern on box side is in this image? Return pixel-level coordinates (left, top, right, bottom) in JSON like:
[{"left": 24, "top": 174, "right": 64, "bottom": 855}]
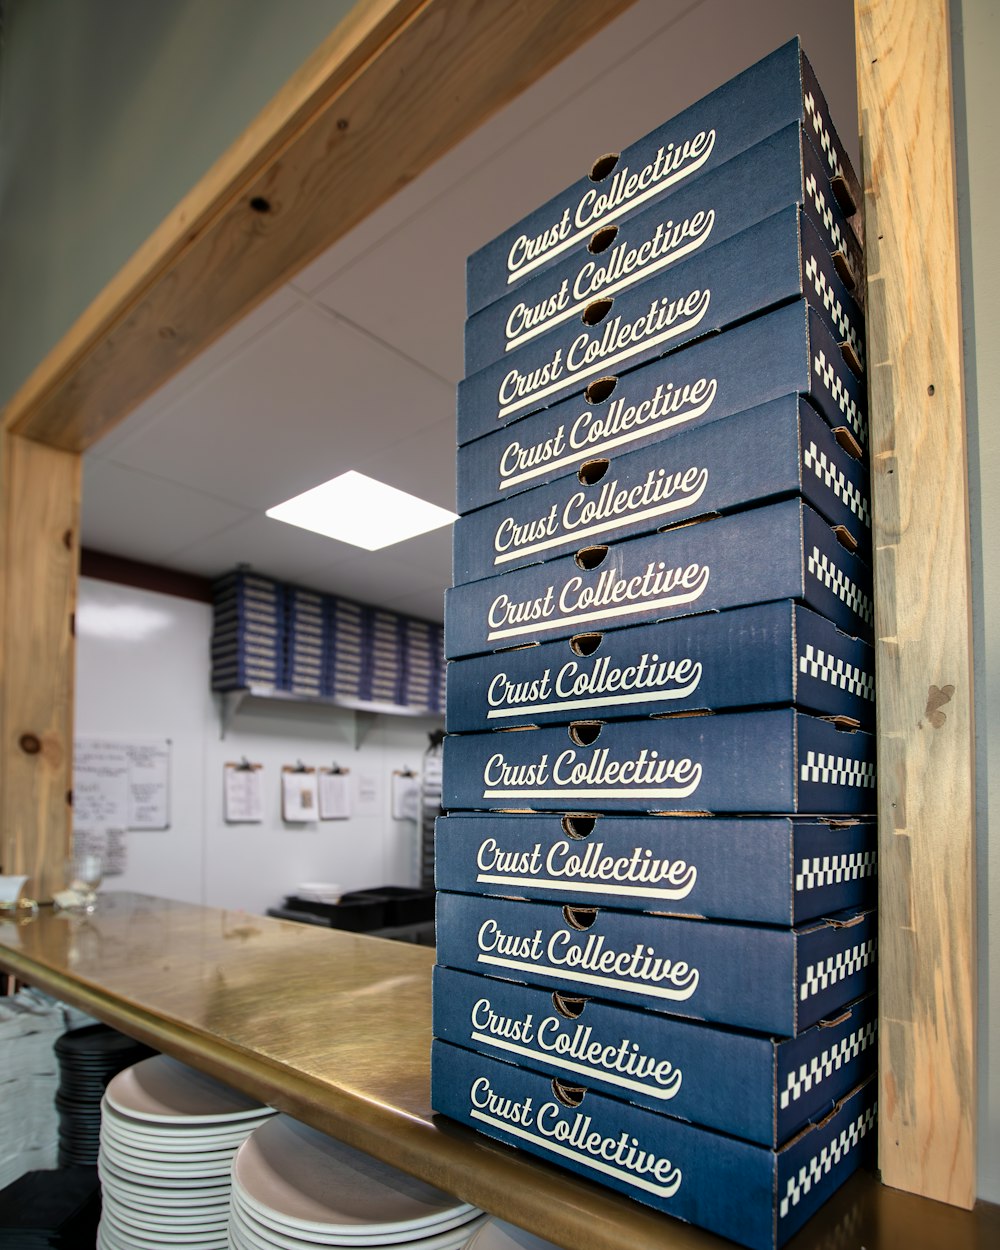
[
  {"left": 807, "top": 547, "right": 874, "bottom": 626},
  {"left": 802, "top": 442, "right": 871, "bottom": 529},
  {"left": 798, "top": 643, "right": 875, "bottom": 702},
  {"left": 795, "top": 851, "right": 876, "bottom": 892},
  {"left": 804, "top": 254, "right": 865, "bottom": 371},
  {"left": 804, "top": 172, "right": 849, "bottom": 259},
  {"left": 812, "top": 349, "right": 865, "bottom": 448},
  {"left": 799, "top": 750, "right": 875, "bottom": 789},
  {"left": 799, "top": 938, "right": 876, "bottom": 1002},
  {"left": 779, "top": 1021, "right": 878, "bottom": 1109},
  {"left": 779, "top": 1102, "right": 877, "bottom": 1217},
  {"left": 803, "top": 90, "right": 843, "bottom": 184}
]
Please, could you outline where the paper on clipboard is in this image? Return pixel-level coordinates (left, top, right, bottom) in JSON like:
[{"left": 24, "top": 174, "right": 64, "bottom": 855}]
[
  {"left": 224, "top": 762, "right": 263, "bottom": 823},
  {"left": 282, "top": 766, "right": 318, "bottom": 823},
  {"left": 319, "top": 769, "right": 351, "bottom": 820},
  {"left": 391, "top": 770, "right": 420, "bottom": 821}
]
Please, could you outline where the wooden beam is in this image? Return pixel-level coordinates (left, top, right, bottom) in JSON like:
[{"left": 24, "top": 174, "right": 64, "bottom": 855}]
[
  {"left": 0, "top": 0, "right": 635, "bottom": 452},
  {"left": 0, "top": 434, "right": 80, "bottom": 903},
  {"left": 856, "top": 0, "right": 976, "bottom": 1207}
]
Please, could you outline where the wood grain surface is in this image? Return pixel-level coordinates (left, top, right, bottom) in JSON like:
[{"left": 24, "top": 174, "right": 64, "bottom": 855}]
[
  {"left": 0, "top": 435, "right": 80, "bottom": 902},
  {"left": 855, "top": 0, "right": 977, "bottom": 1208},
  {"left": 0, "top": 0, "right": 634, "bottom": 451}
]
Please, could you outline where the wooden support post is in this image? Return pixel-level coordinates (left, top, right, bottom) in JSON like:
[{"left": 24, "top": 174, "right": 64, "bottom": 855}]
[
  {"left": 0, "top": 433, "right": 80, "bottom": 902},
  {"left": 855, "top": 0, "right": 976, "bottom": 1207}
]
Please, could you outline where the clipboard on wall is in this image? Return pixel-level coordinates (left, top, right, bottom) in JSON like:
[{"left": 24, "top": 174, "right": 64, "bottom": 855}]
[
  {"left": 282, "top": 762, "right": 319, "bottom": 823},
  {"left": 224, "top": 759, "right": 263, "bottom": 823},
  {"left": 319, "top": 764, "right": 351, "bottom": 820},
  {"left": 391, "top": 768, "right": 420, "bottom": 821}
]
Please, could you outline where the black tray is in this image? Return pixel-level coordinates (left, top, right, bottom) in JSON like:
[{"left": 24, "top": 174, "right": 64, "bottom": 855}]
[
  {"left": 285, "top": 893, "right": 387, "bottom": 931},
  {"left": 355, "top": 886, "right": 436, "bottom": 927}
]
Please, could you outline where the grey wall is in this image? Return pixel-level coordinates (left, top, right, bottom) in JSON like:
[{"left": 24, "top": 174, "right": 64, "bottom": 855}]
[
  {"left": 0, "top": 0, "right": 351, "bottom": 408},
  {"left": 953, "top": 0, "right": 1000, "bottom": 1204}
]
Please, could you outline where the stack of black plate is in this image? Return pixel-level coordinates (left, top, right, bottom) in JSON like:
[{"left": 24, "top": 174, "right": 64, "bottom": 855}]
[{"left": 55, "top": 1026, "right": 155, "bottom": 1167}]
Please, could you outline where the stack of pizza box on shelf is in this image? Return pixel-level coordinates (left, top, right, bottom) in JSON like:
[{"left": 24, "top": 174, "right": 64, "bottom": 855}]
[{"left": 432, "top": 39, "right": 878, "bottom": 1250}]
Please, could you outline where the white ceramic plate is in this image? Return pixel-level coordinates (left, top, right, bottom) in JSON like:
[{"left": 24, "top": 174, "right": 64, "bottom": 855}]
[
  {"left": 98, "top": 1212, "right": 228, "bottom": 1250},
  {"left": 102, "top": 1098, "right": 270, "bottom": 1147},
  {"left": 105, "top": 1054, "right": 273, "bottom": 1123},
  {"left": 232, "top": 1116, "right": 477, "bottom": 1236},
  {"left": 98, "top": 1153, "right": 234, "bottom": 1191},
  {"left": 102, "top": 1203, "right": 229, "bottom": 1242},
  {"left": 101, "top": 1194, "right": 230, "bottom": 1231},
  {"left": 100, "top": 1138, "right": 233, "bottom": 1178},
  {"left": 99, "top": 1127, "right": 239, "bottom": 1164},
  {"left": 98, "top": 1158, "right": 230, "bottom": 1195},
  {"left": 231, "top": 1191, "right": 488, "bottom": 1250}
]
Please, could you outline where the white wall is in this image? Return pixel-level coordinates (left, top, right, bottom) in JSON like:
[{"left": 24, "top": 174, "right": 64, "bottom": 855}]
[
  {"left": 74, "top": 576, "right": 441, "bottom": 915},
  {"left": 954, "top": 0, "right": 1000, "bottom": 1203}
]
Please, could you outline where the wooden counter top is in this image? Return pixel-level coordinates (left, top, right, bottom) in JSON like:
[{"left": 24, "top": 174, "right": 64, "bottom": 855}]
[{"left": 0, "top": 893, "right": 995, "bottom": 1250}]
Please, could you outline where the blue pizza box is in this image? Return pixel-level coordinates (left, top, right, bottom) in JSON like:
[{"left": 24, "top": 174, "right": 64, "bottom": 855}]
[
  {"left": 454, "top": 397, "right": 869, "bottom": 587},
  {"left": 211, "top": 662, "right": 283, "bottom": 692},
  {"left": 442, "top": 708, "right": 875, "bottom": 817},
  {"left": 466, "top": 122, "right": 861, "bottom": 375},
  {"left": 444, "top": 499, "right": 873, "bottom": 660},
  {"left": 458, "top": 301, "right": 866, "bottom": 512},
  {"left": 212, "top": 603, "right": 285, "bottom": 635},
  {"left": 432, "top": 1040, "right": 875, "bottom": 1250},
  {"left": 435, "top": 891, "right": 876, "bottom": 1036},
  {"left": 212, "top": 569, "right": 284, "bottom": 600},
  {"left": 467, "top": 37, "right": 861, "bottom": 316},
  {"left": 434, "top": 810, "right": 875, "bottom": 925},
  {"left": 211, "top": 634, "right": 283, "bottom": 659},
  {"left": 445, "top": 602, "right": 873, "bottom": 733},
  {"left": 460, "top": 208, "right": 864, "bottom": 444},
  {"left": 433, "top": 966, "right": 876, "bottom": 1148}
]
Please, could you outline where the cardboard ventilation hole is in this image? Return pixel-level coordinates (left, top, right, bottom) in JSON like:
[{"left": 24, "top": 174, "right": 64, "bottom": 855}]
[
  {"left": 562, "top": 905, "right": 598, "bottom": 932},
  {"left": 589, "top": 153, "right": 620, "bottom": 181},
  {"left": 832, "top": 250, "right": 857, "bottom": 293},
  {"left": 574, "top": 544, "right": 607, "bottom": 570},
  {"left": 568, "top": 722, "right": 602, "bottom": 747},
  {"left": 577, "top": 458, "right": 610, "bottom": 485},
  {"left": 568, "top": 631, "right": 603, "bottom": 657},
  {"left": 560, "top": 815, "right": 597, "bottom": 839},
  {"left": 588, "top": 225, "right": 619, "bottom": 254},
  {"left": 584, "top": 376, "right": 618, "bottom": 404},
  {"left": 551, "top": 991, "right": 587, "bottom": 1019},
  {"left": 552, "top": 1078, "right": 587, "bottom": 1108},
  {"left": 581, "top": 297, "right": 614, "bottom": 327}
]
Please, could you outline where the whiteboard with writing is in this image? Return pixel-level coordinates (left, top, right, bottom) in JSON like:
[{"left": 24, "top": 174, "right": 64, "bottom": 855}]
[{"left": 75, "top": 737, "right": 171, "bottom": 832}]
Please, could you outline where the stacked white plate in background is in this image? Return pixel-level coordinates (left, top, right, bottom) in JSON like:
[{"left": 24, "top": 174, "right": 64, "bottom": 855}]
[
  {"left": 97, "top": 1055, "right": 275, "bottom": 1250},
  {"left": 294, "top": 883, "right": 343, "bottom": 905},
  {"left": 229, "top": 1115, "right": 488, "bottom": 1250}
]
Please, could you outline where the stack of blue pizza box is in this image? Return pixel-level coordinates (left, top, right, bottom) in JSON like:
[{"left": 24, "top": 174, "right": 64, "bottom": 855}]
[
  {"left": 365, "top": 607, "right": 406, "bottom": 705},
  {"left": 432, "top": 39, "right": 878, "bottom": 1250},
  {"left": 210, "top": 571, "right": 286, "bottom": 692},
  {"left": 286, "top": 585, "right": 328, "bottom": 697},
  {"left": 324, "top": 594, "right": 368, "bottom": 701},
  {"left": 400, "top": 618, "right": 446, "bottom": 713}
]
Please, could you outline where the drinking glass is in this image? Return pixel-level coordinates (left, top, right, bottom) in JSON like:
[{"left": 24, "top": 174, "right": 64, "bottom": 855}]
[{"left": 66, "top": 852, "right": 104, "bottom": 912}]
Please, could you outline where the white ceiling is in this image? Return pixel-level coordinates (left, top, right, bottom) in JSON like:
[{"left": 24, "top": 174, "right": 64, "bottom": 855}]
[{"left": 82, "top": 0, "right": 859, "bottom": 624}]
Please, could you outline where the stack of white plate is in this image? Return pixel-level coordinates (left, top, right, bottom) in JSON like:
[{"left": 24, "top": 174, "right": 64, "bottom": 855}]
[
  {"left": 96, "top": 1055, "right": 275, "bottom": 1250},
  {"left": 294, "top": 883, "right": 343, "bottom": 904},
  {"left": 229, "top": 1115, "right": 488, "bottom": 1250}
]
